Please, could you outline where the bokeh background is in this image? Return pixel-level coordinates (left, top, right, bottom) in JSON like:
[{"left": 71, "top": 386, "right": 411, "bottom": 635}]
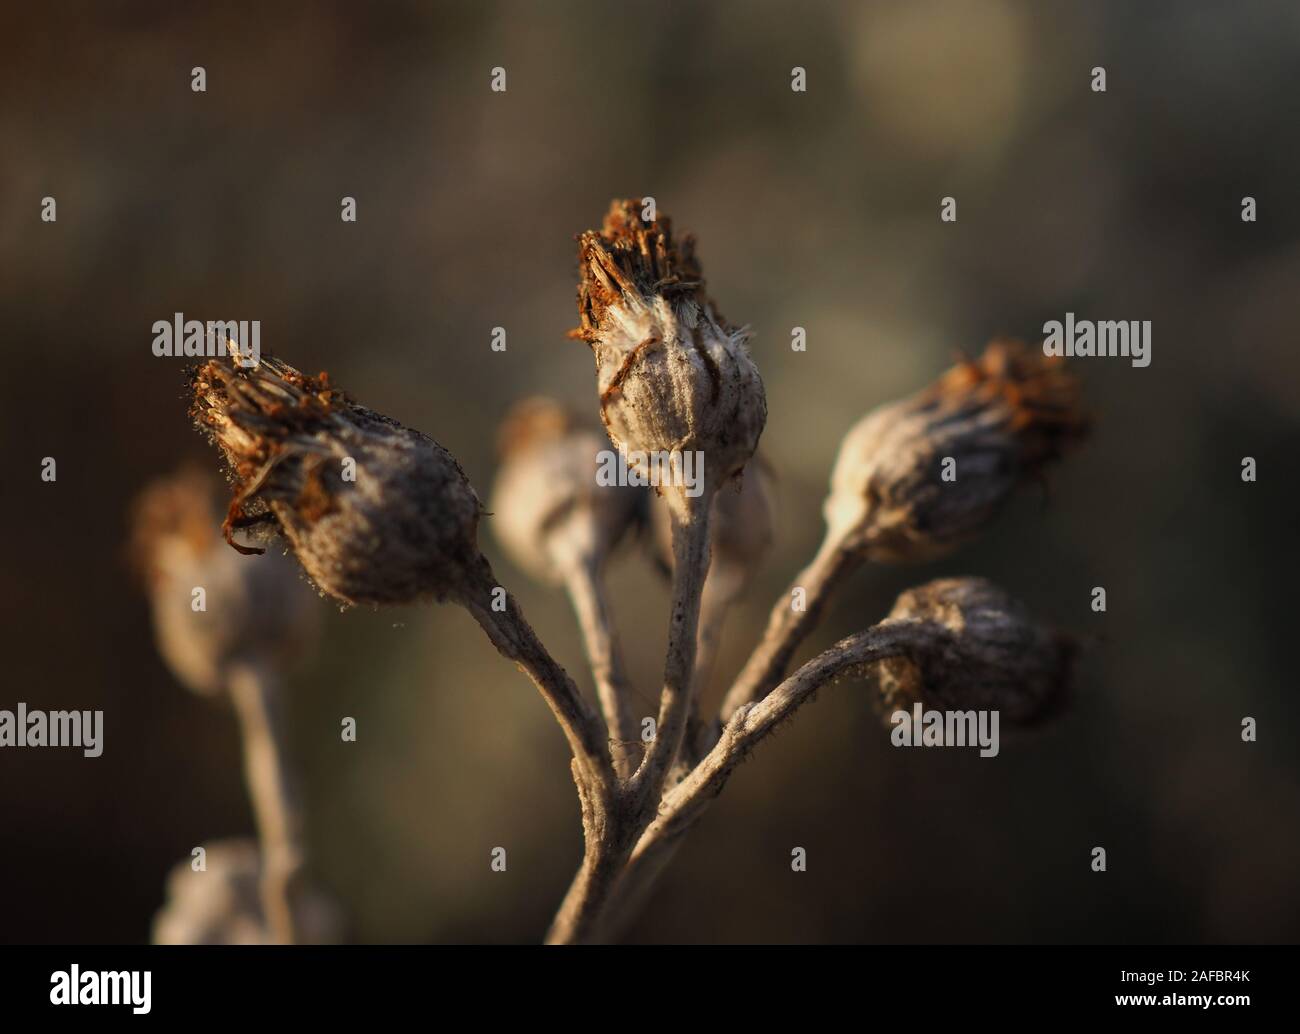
[{"left": 3, "top": 0, "right": 1299, "bottom": 944}]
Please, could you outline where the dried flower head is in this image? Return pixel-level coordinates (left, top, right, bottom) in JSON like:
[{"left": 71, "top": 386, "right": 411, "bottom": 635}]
[
  {"left": 130, "top": 466, "right": 319, "bottom": 695},
  {"left": 571, "top": 199, "right": 767, "bottom": 498},
  {"left": 823, "top": 340, "right": 1087, "bottom": 563},
  {"left": 491, "top": 397, "right": 642, "bottom": 584},
  {"left": 151, "top": 838, "right": 343, "bottom": 945},
  {"left": 191, "top": 352, "right": 483, "bottom": 607},
  {"left": 876, "top": 576, "right": 1075, "bottom": 723}
]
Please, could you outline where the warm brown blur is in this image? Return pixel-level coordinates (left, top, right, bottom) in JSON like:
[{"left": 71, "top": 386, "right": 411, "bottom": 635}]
[{"left": 2, "top": 0, "right": 1298, "bottom": 943}]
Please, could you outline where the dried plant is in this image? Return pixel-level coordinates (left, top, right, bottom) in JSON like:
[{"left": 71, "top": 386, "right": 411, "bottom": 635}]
[
  {"left": 152, "top": 838, "right": 342, "bottom": 946},
  {"left": 156, "top": 198, "right": 1088, "bottom": 945},
  {"left": 132, "top": 468, "right": 334, "bottom": 944},
  {"left": 490, "top": 398, "right": 645, "bottom": 776}
]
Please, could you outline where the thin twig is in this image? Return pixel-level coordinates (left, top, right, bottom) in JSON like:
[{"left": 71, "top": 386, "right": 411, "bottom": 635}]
[
  {"left": 715, "top": 533, "right": 862, "bottom": 731},
  {"left": 629, "top": 492, "right": 712, "bottom": 811},
  {"left": 227, "top": 661, "right": 305, "bottom": 945},
  {"left": 675, "top": 562, "right": 745, "bottom": 775},
  {"left": 459, "top": 556, "right": 617, "bottom": 809},
  {"left": 562, "top": 557, "right": 640, "bottom": 779}
]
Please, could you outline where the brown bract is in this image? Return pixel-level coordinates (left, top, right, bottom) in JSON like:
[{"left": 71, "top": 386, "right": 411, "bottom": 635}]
[
  {"left": 191, "top": 353, "right": 483, "bottom": 607},
  {"left": 824, "top": 339, "right": 1088, "bottom": 563},
  {"left": 569, "top": 199, "right": 766, "bottom": 493},
  {"left": 927, "top": 339, "right": 1089, "bottom": 469},
  {"left": 571, "top": 199, "right": 710, "bottom": 343}
]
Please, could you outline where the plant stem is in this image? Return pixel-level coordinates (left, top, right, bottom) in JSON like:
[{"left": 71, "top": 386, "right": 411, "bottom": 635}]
[
  {"left": 674, "top": 562, "right": 745, "bottom": 777},
  {"left": 562, "top": 557, "right": 639, "bottom": 779},
  {"left": 227, "top": 661, "right": 304, "bottom": 945},
  {"left": 459, "top": 556, "right": 617, "bottom": 809},
  {"left": 592, "top": 622, "right": 923, "bottom": 941},
  {"left": 715, "top": 533, "right": 861, "bottom": 730},
  {"left": 629, "top": 490, "right": 711, "bottom": 813},
  {"left": 546, "top": 492, "right": 716, "bottom": 943},
  {"left": 545, "top": 830, "right": 635, "bottom": 944}
]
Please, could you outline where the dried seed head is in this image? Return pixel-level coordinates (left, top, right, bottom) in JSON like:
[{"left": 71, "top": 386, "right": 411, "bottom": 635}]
[
  {"left": 571, "top": 199, "right": 767, "bottom": 498},
  {"left": 130, "top": 467, "right": 319, "bottom": 695},
  {"left": 877, "top": 576, "right": 1075, "bottom": 724},
  {"left": 490, "top": 397, "right": 642, "bottom": 584},
  {"left": 152, "top": 838, "right": 343, "bottom": 945},
  {"left": 824, "top": 340, "right": 1087, "bottom": 563},
  {"left": 191, "top": 352, "right": 483, "bottom": 607}
]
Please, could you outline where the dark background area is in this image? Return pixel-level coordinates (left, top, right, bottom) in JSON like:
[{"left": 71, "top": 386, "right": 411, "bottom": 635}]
[{"left": 2, "top": 0, "right": 1298, "bottom": 943}]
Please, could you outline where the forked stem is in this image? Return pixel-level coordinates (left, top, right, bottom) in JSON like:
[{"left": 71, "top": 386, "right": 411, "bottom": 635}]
[
  {"left": 459, "top": 556, "right": 618, "bottom": 817},
  {"left": 592, "top": 621, "right": 926, "bottom": 941},
  {"left": 545, "top": 491, "right": 714, "bottom": 944}
]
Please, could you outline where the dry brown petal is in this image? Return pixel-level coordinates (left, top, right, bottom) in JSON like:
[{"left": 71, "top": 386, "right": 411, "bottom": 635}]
[
  {"left": 824, "top": 340, "right": 1087, "bottom": 562},
  {"left": 570, "top": 199, "right": 767, "bottom": 494},
  {"left": 191, "top": 353, "right": 483, "bottom": 607}
]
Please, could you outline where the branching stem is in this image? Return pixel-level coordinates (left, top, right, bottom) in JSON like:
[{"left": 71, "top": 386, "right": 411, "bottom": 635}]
[
  {"left": 460, "top": 556, "right": 617, "bottom": 815},
  {"left": 591, "top": 621, "right": 930, "bottom": 941}
]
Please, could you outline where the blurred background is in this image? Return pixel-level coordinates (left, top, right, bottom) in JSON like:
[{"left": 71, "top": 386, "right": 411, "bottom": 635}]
[{"left": 2, "top": 0, "right": 1299, "bottom": 944}]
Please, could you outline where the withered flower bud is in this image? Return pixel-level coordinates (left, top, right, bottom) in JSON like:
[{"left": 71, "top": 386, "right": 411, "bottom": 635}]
[
  {"left": 876, "top": 576, "right": 1075, "bottom": 724},
  {"left": 573, "top": 201, "right": 768, "bottom": 802},
  {"left": 130, "top": 467, "right": 319, "bottom": 695},
  {"left": 824, "top": 341, "right": 1087, "bottom": 563},
  {"left": 491, "top": 397, "right": 642, "bottom": 584},
  {"left": 571, "top": 199, "right": 767, "bottom": 501},
  {"left": 151, "top": 838, "right": 343, "bottom": 945},
  {"left": 191, "top": 352, "right": 483, "bottom": 607},
  {"left": 189, "top": 354, "right": 615, "bottom": 822}
]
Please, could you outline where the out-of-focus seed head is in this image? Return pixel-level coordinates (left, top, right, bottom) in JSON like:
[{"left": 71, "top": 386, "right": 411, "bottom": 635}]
[
  {"left": 490, "top": 397, "right": 643, "bottom": 584},
  {"left": 571, "top": 199, "right": 767, "bottom": 499},
  {"left": 876, "top": 576, "right": 1075, "bottom": 724},
  {"left": 823, "top": 340, "right": 1087, "bottom": 563},
  {"left": 151, "top": 838, "right": 343, "bottom": 945},
  {"left": 130, "top": 467, "right": 319, "bottom": 695},
  {"left": 190, "top": 352, "right": 483, "bottom": 607},
  {"left": 650, "top": 455, "right": 775, "bottom": 586}
]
